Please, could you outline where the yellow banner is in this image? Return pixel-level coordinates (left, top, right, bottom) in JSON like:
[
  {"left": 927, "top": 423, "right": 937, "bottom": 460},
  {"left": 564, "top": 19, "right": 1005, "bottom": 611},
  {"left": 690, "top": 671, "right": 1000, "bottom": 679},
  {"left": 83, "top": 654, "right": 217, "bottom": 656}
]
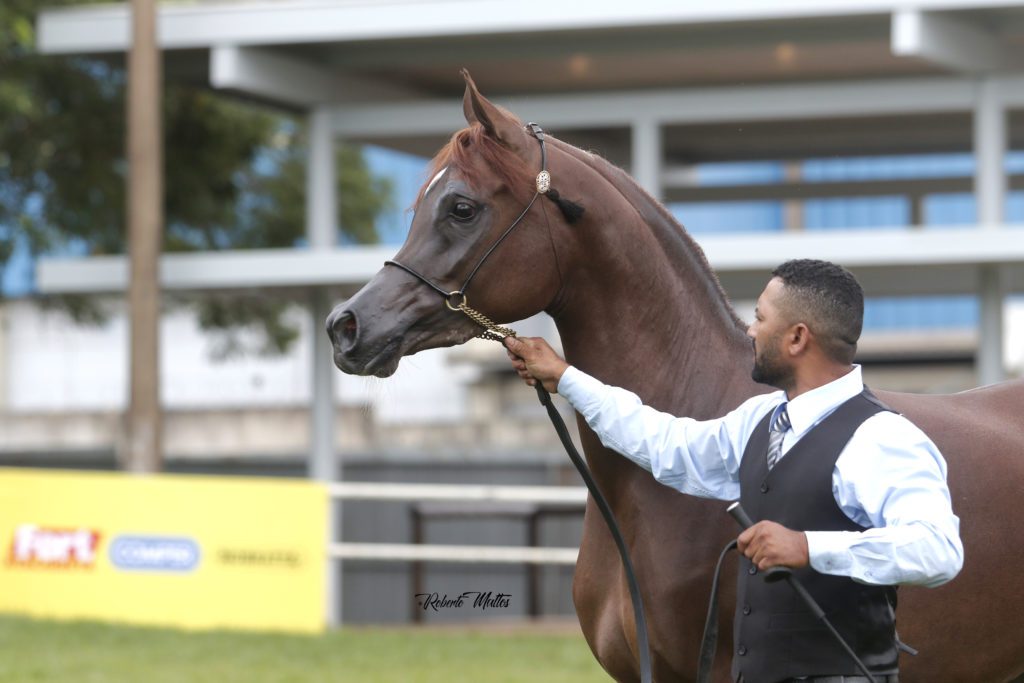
[{"left": 0, "top": 468, "right": 326, "bottom": 633}]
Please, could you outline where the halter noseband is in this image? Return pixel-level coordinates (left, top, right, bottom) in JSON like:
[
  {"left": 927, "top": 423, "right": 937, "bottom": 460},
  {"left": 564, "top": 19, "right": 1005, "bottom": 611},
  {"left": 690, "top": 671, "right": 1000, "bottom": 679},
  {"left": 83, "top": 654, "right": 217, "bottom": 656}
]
[{"left": 384, "top": 122, "right": 551, "bottom": 341}]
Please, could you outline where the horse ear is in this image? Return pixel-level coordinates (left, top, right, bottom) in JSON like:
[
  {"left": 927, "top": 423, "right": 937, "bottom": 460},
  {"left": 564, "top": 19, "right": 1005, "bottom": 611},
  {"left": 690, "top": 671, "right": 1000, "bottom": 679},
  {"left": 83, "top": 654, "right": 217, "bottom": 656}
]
[{"left": 461, "top": 69, "right": 527, "bottom": 149}]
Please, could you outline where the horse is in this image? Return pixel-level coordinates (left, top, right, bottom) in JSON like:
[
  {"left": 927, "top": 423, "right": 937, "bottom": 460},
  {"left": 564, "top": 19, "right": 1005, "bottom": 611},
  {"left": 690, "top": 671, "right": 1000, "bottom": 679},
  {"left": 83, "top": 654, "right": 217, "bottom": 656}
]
[{"left": 326, "top": 71, "right": 1024, "bottom": 682}]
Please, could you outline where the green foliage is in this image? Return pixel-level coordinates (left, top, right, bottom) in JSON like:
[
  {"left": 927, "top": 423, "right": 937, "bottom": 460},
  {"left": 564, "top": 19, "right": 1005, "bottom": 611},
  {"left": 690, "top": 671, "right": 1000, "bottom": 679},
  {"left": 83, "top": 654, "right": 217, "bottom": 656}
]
[
  {"left": 0, "top": 0, "right": 393, "bottom": 354},
  {"left": 240, "top": 127, "right": 391, "bottom": 251},
  {"left": 339, "top": 142, "right": 392, "bottom": 245}
]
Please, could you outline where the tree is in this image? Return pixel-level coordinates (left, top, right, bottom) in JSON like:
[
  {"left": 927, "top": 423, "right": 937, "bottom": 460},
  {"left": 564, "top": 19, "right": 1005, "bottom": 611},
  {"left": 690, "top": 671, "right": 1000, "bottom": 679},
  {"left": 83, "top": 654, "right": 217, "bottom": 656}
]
[{"left": 0, "top": 0, "right": 392, "bottom": 352}]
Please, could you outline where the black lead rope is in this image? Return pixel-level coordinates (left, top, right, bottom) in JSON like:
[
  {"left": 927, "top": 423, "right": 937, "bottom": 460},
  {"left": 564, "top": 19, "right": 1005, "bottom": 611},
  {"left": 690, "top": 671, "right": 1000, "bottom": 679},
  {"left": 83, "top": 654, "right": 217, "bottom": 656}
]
[
  {"left": 534, "top": 383, "right": 654, "bottom": 683},
  {"left": 696, "top": 539, "right": 738, "bottom": 683}
]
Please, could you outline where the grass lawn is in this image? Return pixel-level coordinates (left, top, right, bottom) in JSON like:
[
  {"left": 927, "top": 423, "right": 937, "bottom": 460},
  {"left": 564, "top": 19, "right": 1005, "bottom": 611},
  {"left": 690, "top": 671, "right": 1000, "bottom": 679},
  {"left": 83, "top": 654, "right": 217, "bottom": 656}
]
[{"left": 0, "top": 614, "right": 608, "bottom": 682}]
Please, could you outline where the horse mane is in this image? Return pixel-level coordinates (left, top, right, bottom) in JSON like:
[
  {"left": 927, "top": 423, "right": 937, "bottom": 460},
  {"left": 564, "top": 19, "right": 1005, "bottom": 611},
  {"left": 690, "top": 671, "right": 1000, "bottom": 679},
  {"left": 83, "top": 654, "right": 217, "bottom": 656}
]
[{"left": 548, "top": 137, "right": 747, "bottom": 332}]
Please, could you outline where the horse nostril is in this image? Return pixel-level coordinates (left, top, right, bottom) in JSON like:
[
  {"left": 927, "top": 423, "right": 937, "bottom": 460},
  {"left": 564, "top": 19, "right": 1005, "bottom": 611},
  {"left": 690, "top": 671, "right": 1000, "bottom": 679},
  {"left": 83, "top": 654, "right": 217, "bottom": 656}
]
[{"left": 333, "top": 311, "right": 359, "bottom": 351}]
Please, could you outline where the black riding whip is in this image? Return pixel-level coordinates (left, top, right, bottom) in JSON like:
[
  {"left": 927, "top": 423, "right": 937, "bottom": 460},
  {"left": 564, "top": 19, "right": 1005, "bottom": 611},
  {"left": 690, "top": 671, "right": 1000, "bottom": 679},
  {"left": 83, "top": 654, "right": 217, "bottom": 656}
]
[{"left": 723, "top": 501, "right": 877, "bottom": 683}]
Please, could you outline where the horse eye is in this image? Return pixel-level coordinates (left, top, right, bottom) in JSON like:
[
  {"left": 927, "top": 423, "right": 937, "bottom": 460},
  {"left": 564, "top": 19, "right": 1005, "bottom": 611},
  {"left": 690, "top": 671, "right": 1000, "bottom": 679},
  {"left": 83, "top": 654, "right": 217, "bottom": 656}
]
[{"left": 450, "top": 201, "right": 476, "bottom": 221}]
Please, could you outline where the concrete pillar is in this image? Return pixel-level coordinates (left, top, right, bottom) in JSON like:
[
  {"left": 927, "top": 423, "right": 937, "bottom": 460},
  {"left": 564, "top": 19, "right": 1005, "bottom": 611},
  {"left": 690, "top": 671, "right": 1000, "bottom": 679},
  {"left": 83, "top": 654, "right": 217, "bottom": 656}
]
[
  {"left": 631, "top": 118, "right": 662, "bottom": 201},
  {"left": 783, "top": 162, "right": 804, "bottom": 232},
  {"left": 305, "top": 107, "right": 337, "bottom": 480},
  {"left": 312, "top": 289, "right": 340, "bottom": 627},
  {"left": 974, "top": 78, "right": 1006, "bottom": 227},
  {"left": 973, "top": 78, "right": 1006, "bottom": 385},
  {"left": 307, "top": 107, "right": 338, "bottom": 250},
  {"left": 909, "top": 196, "right": 924, "bottom": 228},
  {"left": 978, "top": 266, "right": 1005, "bottom": 386},
  {"left": 306, "top": 105, "right": 340, "bottom": 626}
]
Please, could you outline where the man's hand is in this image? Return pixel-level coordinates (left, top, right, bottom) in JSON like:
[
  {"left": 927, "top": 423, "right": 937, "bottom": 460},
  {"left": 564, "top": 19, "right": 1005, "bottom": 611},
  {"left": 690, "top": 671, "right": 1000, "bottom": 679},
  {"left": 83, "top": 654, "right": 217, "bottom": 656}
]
[
  {"left": 737, "top": 521, "right": 809, "bottom": 571},
  {"left": 504, "top": 336, "right": 569, "bottom": 394}
]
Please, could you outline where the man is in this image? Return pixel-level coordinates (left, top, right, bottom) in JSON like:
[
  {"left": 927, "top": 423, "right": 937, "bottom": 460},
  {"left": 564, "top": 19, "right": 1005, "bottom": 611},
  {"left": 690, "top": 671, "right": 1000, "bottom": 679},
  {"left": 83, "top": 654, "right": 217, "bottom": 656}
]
[{"left": 504, "top": 259, "right": 963, "bottom": 683}]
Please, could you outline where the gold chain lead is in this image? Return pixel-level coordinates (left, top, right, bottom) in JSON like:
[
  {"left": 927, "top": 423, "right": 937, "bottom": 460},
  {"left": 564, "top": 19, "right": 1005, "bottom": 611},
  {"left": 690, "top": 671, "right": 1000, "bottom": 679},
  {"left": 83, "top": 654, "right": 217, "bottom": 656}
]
[{"left": 457, "top": 303, "right": 517, "bottom": 342}]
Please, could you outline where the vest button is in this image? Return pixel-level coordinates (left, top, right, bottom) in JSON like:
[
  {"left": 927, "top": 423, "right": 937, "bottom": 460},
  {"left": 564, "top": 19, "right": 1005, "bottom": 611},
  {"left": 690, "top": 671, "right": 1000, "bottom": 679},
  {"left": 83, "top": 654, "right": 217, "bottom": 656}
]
[
  {"left": 738, "top": 645, "right": 748, "bottom": 656},
  {"left": 742, "top": 604, "right": 751, "bottom": 615},
  {"left": 748, "top": 566, "right": 758, "bottom": 575},
  {"left": 760, "top": 482, "right": 769, "bottom": 493}
]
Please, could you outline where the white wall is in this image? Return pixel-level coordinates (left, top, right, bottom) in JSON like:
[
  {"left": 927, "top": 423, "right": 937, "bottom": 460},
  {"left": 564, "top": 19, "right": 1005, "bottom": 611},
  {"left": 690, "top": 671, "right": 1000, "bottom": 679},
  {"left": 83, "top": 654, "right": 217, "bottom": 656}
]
[
  {"left": 2, "top": 296, "right": 1020, "bottom": 420},
  {"left": 2, "top": 298, "right": 468, "bottom": 421}
]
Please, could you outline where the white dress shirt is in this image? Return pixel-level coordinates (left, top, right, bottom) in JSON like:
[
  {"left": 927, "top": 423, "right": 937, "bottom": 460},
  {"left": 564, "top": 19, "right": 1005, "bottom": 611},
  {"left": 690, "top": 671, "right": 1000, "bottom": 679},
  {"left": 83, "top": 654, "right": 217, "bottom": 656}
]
[{"left": 558, "top": 364, "right": 963, "bottom": 588}]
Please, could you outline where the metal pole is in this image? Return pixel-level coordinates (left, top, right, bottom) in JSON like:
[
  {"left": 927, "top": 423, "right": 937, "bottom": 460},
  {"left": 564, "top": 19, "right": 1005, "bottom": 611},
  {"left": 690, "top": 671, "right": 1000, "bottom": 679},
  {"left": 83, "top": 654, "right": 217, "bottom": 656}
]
[
  {"left": 978, "top": 265, "right": 1005, "bottom": 386},
  {"left": 973, "top": 78, "right": 1006, "bottom": 385},
  {"left": 631, "top": 117, "right": 663, "bottom": 202},
  {"left": 783, "top": 162, "right": 804, "bottom": 232},
  {"left": 974, "top": 78, "right": 1005, "bottom": 227},
  {"left": 311, "top": 289, "right": 338, "bottom": 627},
  {"left": 124, "top": 0, "right": 163, "bottom": 473},
  {"left": 310, "top": 290, "right": 336, "bottom": 479},
  {"left": 528, "top": 509, "right": 541, "bottom": 618},
  {"left": 411, "top": 506, "right": 424, "bottom": 624},
  {"left": 306, "top": 108, "right": 337, "bottom": 250},
  {"left": 306, "top": 105, "right": 340, "bottom": 626}
]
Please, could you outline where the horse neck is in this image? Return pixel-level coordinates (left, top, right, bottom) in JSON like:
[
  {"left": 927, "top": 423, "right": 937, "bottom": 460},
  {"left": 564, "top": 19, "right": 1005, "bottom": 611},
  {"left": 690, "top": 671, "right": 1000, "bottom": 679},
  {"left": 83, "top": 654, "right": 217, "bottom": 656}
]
[{"left": 550, "top": 148, "right": 757, "bottom": 419}]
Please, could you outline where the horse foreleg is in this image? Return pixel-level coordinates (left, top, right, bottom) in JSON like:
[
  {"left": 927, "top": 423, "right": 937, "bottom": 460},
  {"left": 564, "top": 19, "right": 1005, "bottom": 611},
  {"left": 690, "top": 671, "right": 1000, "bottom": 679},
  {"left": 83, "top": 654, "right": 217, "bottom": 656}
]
[{"left": 573, "top": 512, "right": 645, "bottom": 682}]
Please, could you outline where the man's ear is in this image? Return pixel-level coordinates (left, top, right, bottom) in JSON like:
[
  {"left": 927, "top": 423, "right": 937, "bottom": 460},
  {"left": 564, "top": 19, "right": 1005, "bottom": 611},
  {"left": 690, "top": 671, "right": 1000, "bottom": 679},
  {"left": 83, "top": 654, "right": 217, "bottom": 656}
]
[
  {"left": 788, "top": 323, "right": 811, "bottom": 356},
  {"left": 461, "top": 69, "right": 530, "bottom": 151}
]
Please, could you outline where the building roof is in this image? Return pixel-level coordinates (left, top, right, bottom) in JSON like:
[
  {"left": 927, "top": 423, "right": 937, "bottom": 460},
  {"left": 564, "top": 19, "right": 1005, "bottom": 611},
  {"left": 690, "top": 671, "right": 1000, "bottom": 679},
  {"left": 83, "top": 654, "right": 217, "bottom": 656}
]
[
  {"left": 37, "top": 0, "right": 1024, "bottom": 105},
  {"left": 32, "top": 0, "right": 1024, "bottom": 300}
]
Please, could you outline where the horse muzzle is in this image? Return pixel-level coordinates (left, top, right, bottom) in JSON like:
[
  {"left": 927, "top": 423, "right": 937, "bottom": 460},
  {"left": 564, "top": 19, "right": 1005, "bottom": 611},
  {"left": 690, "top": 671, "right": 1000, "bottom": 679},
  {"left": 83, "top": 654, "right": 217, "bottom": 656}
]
[
  {"left": 325, "top": 304, "right": 402, "bottom": 378},
  {"left": 325, "top": 268, "right": 483, "bottom": 378}
]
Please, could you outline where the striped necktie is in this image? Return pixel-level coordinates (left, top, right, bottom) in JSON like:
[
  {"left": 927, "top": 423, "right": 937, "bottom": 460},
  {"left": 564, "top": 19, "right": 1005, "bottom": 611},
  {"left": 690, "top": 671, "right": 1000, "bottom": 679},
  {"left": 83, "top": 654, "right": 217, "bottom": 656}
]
[{"left": 766, "top": 404, "right": 791, "bottom": 471}]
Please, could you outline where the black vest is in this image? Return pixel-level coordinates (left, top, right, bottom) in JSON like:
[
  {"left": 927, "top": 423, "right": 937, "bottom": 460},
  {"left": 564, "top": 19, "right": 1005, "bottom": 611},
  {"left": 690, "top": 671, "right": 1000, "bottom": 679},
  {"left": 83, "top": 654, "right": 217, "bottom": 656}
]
[{"left": 731, "top": 390, "right": 900, "bottom": 683}]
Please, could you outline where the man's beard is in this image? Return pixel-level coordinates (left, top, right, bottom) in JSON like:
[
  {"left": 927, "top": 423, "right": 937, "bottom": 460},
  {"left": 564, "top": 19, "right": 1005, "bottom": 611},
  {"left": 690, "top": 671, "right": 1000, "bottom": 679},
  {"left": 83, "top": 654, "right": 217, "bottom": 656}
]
[{"left": 751, "top": 339, "right": 793, "bottom": 389}]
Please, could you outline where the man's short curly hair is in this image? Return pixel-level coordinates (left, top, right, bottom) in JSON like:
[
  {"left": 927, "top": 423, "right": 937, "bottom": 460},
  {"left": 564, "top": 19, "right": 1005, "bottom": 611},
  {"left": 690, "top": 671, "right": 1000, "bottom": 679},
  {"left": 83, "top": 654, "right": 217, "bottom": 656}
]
[{"left": 771, "top": 259, "right": 864, "bottom": 365}]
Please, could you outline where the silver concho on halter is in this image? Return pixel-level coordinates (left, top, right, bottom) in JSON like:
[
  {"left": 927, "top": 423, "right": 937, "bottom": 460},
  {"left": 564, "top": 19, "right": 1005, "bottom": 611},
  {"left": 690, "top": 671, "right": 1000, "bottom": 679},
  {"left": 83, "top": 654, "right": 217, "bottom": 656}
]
[{"left": 536, "top": 170, "right": 551, "bottom": 194}]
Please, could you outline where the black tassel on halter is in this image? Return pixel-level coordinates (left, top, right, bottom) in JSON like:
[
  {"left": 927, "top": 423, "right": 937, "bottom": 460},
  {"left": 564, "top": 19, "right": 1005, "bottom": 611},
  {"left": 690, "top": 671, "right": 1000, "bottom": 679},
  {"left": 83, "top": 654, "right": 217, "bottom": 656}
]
[{"left": 545, "top": 188, "right": 585, "bottom": 224}]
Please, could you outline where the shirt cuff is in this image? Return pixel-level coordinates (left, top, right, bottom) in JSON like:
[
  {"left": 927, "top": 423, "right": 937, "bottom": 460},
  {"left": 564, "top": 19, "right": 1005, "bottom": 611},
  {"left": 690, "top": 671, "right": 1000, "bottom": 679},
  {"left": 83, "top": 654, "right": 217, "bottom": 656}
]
[
  {"left": 805, "top": 531, "right": 855, "bottom": 577},
  {"left": 557, "top": 366, "right": 607, "bottom": 413}
]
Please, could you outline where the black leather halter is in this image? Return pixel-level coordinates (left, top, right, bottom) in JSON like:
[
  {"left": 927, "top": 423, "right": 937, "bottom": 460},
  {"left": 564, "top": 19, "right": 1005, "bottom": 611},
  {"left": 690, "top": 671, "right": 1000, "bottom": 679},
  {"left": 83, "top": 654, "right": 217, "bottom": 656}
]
[{"left": 384, "top": 124, "right": 654, "bottom": 683}]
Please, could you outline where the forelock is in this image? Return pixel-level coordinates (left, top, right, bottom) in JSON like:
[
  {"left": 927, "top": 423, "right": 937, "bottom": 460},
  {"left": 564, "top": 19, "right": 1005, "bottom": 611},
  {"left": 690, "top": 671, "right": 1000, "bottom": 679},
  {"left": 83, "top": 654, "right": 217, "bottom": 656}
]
[{"left": 413, "top": 121, "right": 533, "bottom": 210}]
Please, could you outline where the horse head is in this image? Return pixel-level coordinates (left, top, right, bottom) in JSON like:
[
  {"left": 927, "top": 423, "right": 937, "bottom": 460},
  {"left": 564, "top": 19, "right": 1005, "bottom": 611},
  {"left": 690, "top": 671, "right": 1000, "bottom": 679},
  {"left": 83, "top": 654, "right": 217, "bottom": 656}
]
[{"left": 327, "top": 71, "right": 582, "bottom": 377}]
